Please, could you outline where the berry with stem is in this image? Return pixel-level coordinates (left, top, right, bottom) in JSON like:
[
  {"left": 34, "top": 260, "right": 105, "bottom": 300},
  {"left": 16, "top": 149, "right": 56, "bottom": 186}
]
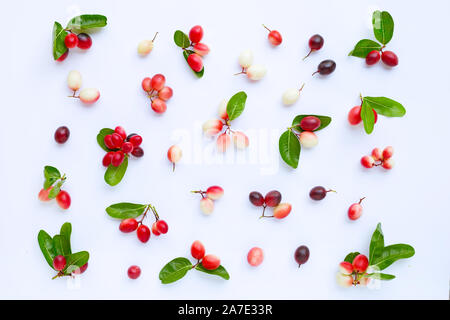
[
  {"left": 309, "top": 186, "right": 336, "bottom": 201},
  {"left": 137, "top": 225, "right": 151, "bottom": 243},
  {"left": 54, "top": 126, "right": 70, "bottom": 144},
  {"left": 127, "top": 265, "right": 141, "bottom": 279},
  {"left": 352, "top": 254, "right": 369, "bottom": 273},
  {"left": 202, "top": 254, "right": 220, "bottom": 270},
  {"left": 282, "top": 84, "right": 305, "bottom": 106},
  {"left": 77, "top": 33, "right": 92, "bottom": 50},
  {"left": 312, "top": 60, "right": 336, "bottom": 76},
  {"left": 265, "top": 190, "right": 281, "bottom": 207},
  {"left": 381, "top": 51, "right": 398, "bottom": 67},
  {"left": 247, "top": 247, "right": 264, "bottom": 266},
  {"left": 137, "top": 32, "right": 158, "bottom": 56},
  {"left": 53, "top": 255, "right": 67, "bottom": 271},
  {"left": 303, "top": 34, "right": 324, "bottom": 60},
  {"left": 348, "top": 197, "right": 365, "bottom": 220},
  {"left": 206, "top": 186, "right": 224, "bottom": 200},
  {"left": 191, "top": 240, "right": 206, "bottom": 260},
  {"left": 294, "top": 245, "right": 310, "bottom": 267},
  {"left": 262, "top": 24, "right": 282, "bottom": 46},
  {"left": 189, "top": 25, "right": 204, "bottom": 43},
  {"left": 167, "top": 145, "right": 182, "bottom": 171},
  {"left": 73, "top": 263, "right": 88, "bottom": 275}
]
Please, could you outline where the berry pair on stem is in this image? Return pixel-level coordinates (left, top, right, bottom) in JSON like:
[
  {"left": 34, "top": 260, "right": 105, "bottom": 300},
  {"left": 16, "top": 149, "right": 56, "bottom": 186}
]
[
  {"left": 237, "top": 49, "right": 267, "bottom": 80},
  {"left": 192, "top": 186, "right": 224, "bottom": 215},
  {"left": 361, "top": 146, "right": 394, "bottom": 170},
  {"left": 336, "top": 254, "right": 370, "bottom": 287},
  {"left": 191, "top": 240, "right": 221, "bottom": 270},
  {"left": 141, "top": 74, "right": 173, "bottom": 114},
  {"left": 366, "top": 49, "right": 398, "bottom": 67},
  {"left": 103, "top": 127, "right": 144, "bottom": 167},
  {"left": 296, "top": 116, "right": 324, "bottom": 148},
  {"left": 57, "top": 32, "right": 92, "bottom": 61},
  {"left": 53, "top": 255, "right": 88, "bottom": 275},
  {"left": 67, "top": 70, "right": 100, "bottom": 104},
  {"left": 38, "top": 166, "right": 71, "bottom": 210},
  {"left": 249, "top": 190, "right": 291, "bottom": 219}
]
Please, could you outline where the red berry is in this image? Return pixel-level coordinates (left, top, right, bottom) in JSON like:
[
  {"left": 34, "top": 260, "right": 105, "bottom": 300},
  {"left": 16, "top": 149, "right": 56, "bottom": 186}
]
[
  {"left": 249, "top": 191, "right": 264, "bottom": 206},
  {"left": 56, "top": 50, "right": 68, "bottom": 62},
  {"left": 54, "top": 126, "right": 70, "bottom": 144},
  {"left": 111, "top": 151, "right": 125, "bottom": 167},
  {"left": 142, "top": 77, "right": 152, "bottom": 92},
  {"left": 189, "top": 25, "right": 203, "bottom": 43},
  {"left": 361, "top": 156, "right": 375, "bottom": 168},
  {"left": 129, "top": 135, "right": 142, "bottom": 147},
  {"left": 56, "top": 190, "right": 71, "bottom": 209},
  {"left": 348, "top": 201, "right": 363, "bottom": 220},
  {"left": 371, "top": 148, "right": 382, "bottom": 161},
  {"left": 339, "top": 261, "right": 353, "bottom": 275},
  {"left": 77, "top": 33, "right": 92, "bottom": 50},
  {"left": 382, "top": 146, "right": 394, "bottom": 159},
  {"left": 299, "top": 116, "right": 321, "bottom": 131},
  {"left": 381, "top": 51, "right": 398, "bottom": 67},
  {"left": 53, "top": 255, "right": 67, "bottom": 271},
  {"left": 373, "top": 109, "right": 378, "bottom": 123},
  {"left": 273, "top": 203, "right": 291, "bottom": 219},
  {"left": 382, "top": 158, "right": 394, "bottom": 170},
  {"left": 114, "top": 126, "right": 127, "bottom": 140},
  {"left": 73, "top": 262, "right": 88, "bottom": 275},
  {"left": 111, "top": 133, "right": 124, "bottom": 148},
  {"left": 308, "top": 34, "right": 324, "bottom": 50},
  {"left": 122, "top": 142, "right": 134, "bottom": 154},
  {"left": 158, "top": 87, "right": 173, "bottom": 101},
  {"left": 102, "top": 151, "right": 115, "bottom": 167},
  {"left": 38, "top": 187, "right": 52, "bottom": 201},
  {"left": 151, "top": 98, "right": 167, "bottom": 113},
  {"left": 137, "top": 225, "right": 151, "bottom": 243},
  {"left": 202, "top": 254, "right": 220, "bottom": 270},
  {"left": 264, "top": 190, "right": 281, "bottom": 207},
  {"left": 151, "top": 222, "right": 160, "bottom": 236},
  {"left": 191, "top": 240, "right": 206, "bottom": 260},
  {"left": 64, "top": 33, "right": 78, "bottom": 49},
  {"left": 352, "top": 254, "right": 369, "bottom": 273},
  {"left": 267, "top": 29, "right": 282, "bottom": 46},
  {"left": 150, "top": 74, "right": 165, "bottom": 91},
  {"left": 156, "top": 220, "right": 168, "bottom": 234},
  {"left": 366, "top": 50, "right": 381, "bottom": 65},
  {"left": 187, "top": 53, "right": 203, "bottom": 72},
  {"left": 119, "top": 218, "right": 138, "bottom": 233},
  {"left": 127, "top": 265, "right": 141, "bottom": 279},
  {"left": 131, "top": 146, "right": 144, "bottom": 157},
  {"left": 104, "top": 134, "right": 116, "bottom": 150},
  {"left": 348, "top": 106, "right": 362, "bottom": 125}
]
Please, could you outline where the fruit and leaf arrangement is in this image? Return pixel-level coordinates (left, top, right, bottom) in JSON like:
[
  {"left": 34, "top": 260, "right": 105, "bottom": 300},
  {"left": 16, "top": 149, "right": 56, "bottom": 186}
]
[{"left": 37, "top": 9, "right": 417, "bottom": 288}]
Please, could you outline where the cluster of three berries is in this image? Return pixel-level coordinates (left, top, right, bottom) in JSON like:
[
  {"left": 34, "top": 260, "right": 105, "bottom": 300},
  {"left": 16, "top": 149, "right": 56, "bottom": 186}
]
[
  {"left": 103, "top": 126, "right": 144, "bottom": 167},
  {"left": 58, "top": 32, "right": 93, "bottom": 61},
  {"left": 249, "top": 190, "right": 292, "bottom": 219},
  {"left": 120, "top": 217, "right": 168, "bottom": 243}
]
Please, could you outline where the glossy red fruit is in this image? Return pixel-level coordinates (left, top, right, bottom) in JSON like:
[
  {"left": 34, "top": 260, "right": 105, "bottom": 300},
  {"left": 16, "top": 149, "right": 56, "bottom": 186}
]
[
  {"left": 158, "top": 87, "right": 173, "bottom": 101},
  {"left": 150, "top": 74, "right": 165, "bottom": 91},
  {"left": 119, "top": 218, "right": 138, "bottom": 233},
  {"left": 142, "top": 77, "right": 152, "bottom": 92},
  {"left": 382, "top": 146, "right": 394, "bottom": 159},
  {"left": 111, "top": 151, "right": 125, "bottom": 167},
  {"left": 151, "top": 98, "right": 167, "bottom": 113},
  {"left": 104, "top": 134, "right": 116, "bottom": 149},
  {"left": 187, "top": 53, "right": 203, "bottom": 72},
  {"left": 137, "top": 225, "right": 151, "bottom": 243},
  {"left": 111, "top": 133, "right": 124, "bottom": 148},
  {"left": 151, "top": 222, "right": 160, "bottom": 236},
  {"left": 308, "top": 34, "right": 324, "bottom": 50},
  {"left": 249, "top": 191, "right": 265, "bottom": 206},
  {"left": 102, "top": 151, "right": 115, "bottom": 167},
  {"left": 348, "top": 200, "right": 364, "bottom": 221},
  {"left": 129, "top": 135, "right": 142, "bottom": 147},
  {"left": 77, "top": 33, "right": 92, "bottom": 49},
  {"left": 352, "top": 254, "right": 369, "bottom": 273},
  {"left": 348, "top": 106, "right": 377, "bottom": 125},
  {"left": 361, "top": 156, "right": 375, "bottom": 169},
  {"left": 64, "top": 33, "right": 78, "bottom": 48},
  {"left": 122, "top": 142, "right": 134, "bottom": 154},
  {"left": 156, "top": 220, "right": 168, "bottom": 234},
  {"left": 56, "top": 50, "right": 69, "bottom": 61},
  {"left": 56, "top": 191, "right": 71, "bottom": 209},
  {"left": 131, "top": 146, "right": 144, "bottom": 157},
  {"left": 202, "top": 254, "right": 221, "bottom": 270},
  {"left": 264, "top": 190, "right": 281, "bottom": 207},
  {"left": 115, "top": 126, "right": 127, "bottom": 140},
  {"left": 127, "top": 265, "right": 141, "bottom": 279},
  {"left": 366, "top": 50, "right": 381, "bottom": 65},
  {"left": 54, "top": 126, "right": 70, "bottom": 144},
  {"left": 53, "top": 255, "right": 67, "bottom": 271},
  {"left": 381, "top": 51, "right": 398, "bottom": 67},
  {"left": 299, "top": 116, "right": 321, "bottom": 131},
  {"left": 191, "top": 240, "right": 206, "bottom": 260},
  {"left": 273, "top": 203, "right": 291, "bottom": 219},
  {"left": 73, "top": 262, "right": 88, "bottom": 275},
  {"left": 189, "top": 25, "right": 203, "bottom": 43}
]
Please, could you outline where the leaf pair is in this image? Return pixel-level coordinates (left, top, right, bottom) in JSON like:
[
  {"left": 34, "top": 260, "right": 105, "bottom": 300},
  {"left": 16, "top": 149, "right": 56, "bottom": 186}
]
[
  {"left": 349, "top": 11, "right": 394, "bottom": 58},
  {"left": 360, "top": 96, "right": 406, "bottom": 134},
  {"left": 279, "top": 115, "right": 332, "bottom": 169},
  {"left": 159, "top": 257, "right": 230, "bottom": 284},
  {"left": 43, "top": 166, "right": 65, "bottom": 199},
  {"left": 96, "top": 128, "right": 128, "bottom": 186},
  {"left": 174, "top": 30, "right": 204, "bottom": 78}
]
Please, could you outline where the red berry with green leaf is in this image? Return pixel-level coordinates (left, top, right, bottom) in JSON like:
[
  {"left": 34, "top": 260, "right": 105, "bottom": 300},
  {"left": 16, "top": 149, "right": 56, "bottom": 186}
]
[
  {"left": 381, "top": 51, "right": 398, "bottom": 67},
  {"left": 77, "top": 33, "right": 92, "bottom": 49},
  {"left": 174, "top": 27, "right": 208, "bottom": 77},
  {"left": 53, "top": 255, "right": 66, "bottom": 271},
  {"left": 56, "top": 190, "right": 71, "bottom": 210},
  {"left": 352, "top": 254, "right": 369, "bottom": 273},
  {"left": 202, "top": 254, "right": 221, "bottom": 270},
  {"left": 189, "top": 25, "right": 203, "bottom": 43},
  {"left": 64, "top": 33, "right": 78, "bottom": 48},
  {"left": 191, "top": 240, "right": 206, "bottom": 260},
  {"left": 365, "top": 50, "right": 381, "bottom": 65},
  {"left": 187, "top": 53, "right": 203, "bottom": 72},
  {"left": 39, "top": 166, "right": 70, "bottom": 209}
]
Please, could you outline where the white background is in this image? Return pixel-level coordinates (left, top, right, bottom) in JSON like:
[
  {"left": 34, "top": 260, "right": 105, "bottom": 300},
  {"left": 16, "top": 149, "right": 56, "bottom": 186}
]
[{"left": 0, "top": 0, "right": 449, "bottom": 300}]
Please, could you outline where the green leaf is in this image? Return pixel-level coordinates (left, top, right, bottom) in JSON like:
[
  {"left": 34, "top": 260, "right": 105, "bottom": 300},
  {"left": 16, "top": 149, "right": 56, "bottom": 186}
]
[
  {"left": 363, "top": 96, "right": 406, "bottom": 117},
  {"left": 344, "top": 252, "right": 360, "bottom": 264},
  {"left": 44, "top": 166, "right": 61, "bottom": 180},
  {"left": 279, "top": 130, "right": 300, "bottom": 169},
  {"left": 52, "top": 21, "right": 68, "bottom": 60},
  {"left": 159, "top": 257, "right": 193, "bottom": 284},
  {"left": 63, "top": 251, "right": 90, "bottom": 274},
  {"left": 291, "top": 115, "right": 332, "bottom": 132},
  {"left": 183, "top": 51, "right": 204, "bottom": 78},
  {"left": 38, "top": 230, "right": 56, "bottom": 269},
  {"left": 43, "top": 178, "right": 57, "bottom": 190},
  {"left": 195, "top": 264, "right": 230, "bottom": 280},
  {"left": 361, "top": 99, "right": 375, "bottom": 134},
  {"left": 104, "top": 156, "right": 128, "bottom": 186},
  {"left": 60, "top": 223, "right": 72, "bottom": 254},
  {"left": 53, "top": 235, "right": 71, "bottom": 257},
  {"left": 106, "top": 203, "right": 148, "bottom": 219},
  {"left": 370, "top": 244, "right": 415, "bottom": 271},
  {"left": 366, "top": 273, "right": 396, "bottom": 280},
  {"left": 66, "top": 14, "right": 107, "bottom": 30},
  {"left": 47, "top": 180, "right": 63, "bottom": 199},
  {"left": 173, "top": 30, "right": 190, "bottom": 48},
  {"left": 97, "top": 128, "right": 115, "bottom": 151},
  {"left": 348, "top": 39, "right": 382, "bottom": 58},
  {"left": 369, "top": 223, "right": 384, "bottom": 264},
  {"left": 372, "top": 11, "right": 394, "bottom": 45},
  {"left": 226, "top": 91, "right": 247, "bottom": 121}
]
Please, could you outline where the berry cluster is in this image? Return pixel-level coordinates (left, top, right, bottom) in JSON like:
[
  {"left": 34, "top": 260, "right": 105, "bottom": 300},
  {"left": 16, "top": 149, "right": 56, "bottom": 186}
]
[
  {"left": 137, "top": 32, "right": 158, "bottom": 56},
  {"left": 336, "top": 254, "right": 370, "bottom": 287},
  {"left": 191, "top": 186, "right": 224, "bottom": 215},
  {"left": 102, "top": 127, "right": 144, "bottom": 168},
  {"left": 249, "top": 190, "right": 292, "bottom": 219},
  {"left": 191, "top": 241, "right": 221, "bottom": 270},
  {"left": 38, "top": 166, "right": 71, "bottom": 210},
  {"left": 366, "top": 50, "right": 398, "bottom": 67},
  {"left": 262, "top": 24, "right": 282, "bottom": 46},
  {"left": 57, "top": 32, "right": 93, "bottom": 61},
  {"left": 309, "top": 186, "right": 336, "bottom": 201},
  {"left": 236, "top": 49, "right": 267, "bottom": 80},
  {"left": 348, "top": 104, "right": 378, "bottom": 126},
  {"left": 141, "top": 74, "right": 173, "bottom": 114},
  {"left": 167, "top": 145, "right": 182, "bottom": 171},
  {"left": 67, "top": 70, "right": 100, "bottom": 104},
  {"left": 185, "top": 26, "right": 210, "bottom": 72},
  {"left": 361, "top": 146, "right": 394, "bottom": 170}
]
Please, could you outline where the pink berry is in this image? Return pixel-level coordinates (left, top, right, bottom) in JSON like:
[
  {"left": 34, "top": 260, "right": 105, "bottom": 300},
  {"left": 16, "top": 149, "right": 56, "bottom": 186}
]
[
  {"left": 202, "top": 119, "right": 223, "bottom": 136},
  {"left": 200, "top": 197, "right": 214, "bottom": 215},
  {"left": 127, "top": 265, "right": 141, "bottom": 279},
  {"left": 54, "top": 126, "right": 70, "bottom": 144},
  {"left": 193, "top": 43, "right": 210, "bottom": 56},
  {"left": 158, "top": 87, "right": 173, "bottom": 101},
  {"left": 56, "top": 190, "right": 71, "bottom": 209},
  {"left": 187, "top": 53, "right": 203, "bottom": 72},
  {"left": 382, "top": 146, "right": 394, "bottom": 159},
  {"left": 122, "top": 142, "right": 134, "bottom": 154},
  {"left": 361, "top": 155, "right": 375, "bottom": 168},
  {"left": 206, "top": 186, "right": 224, "bottom": 200},
  {"left": 352, "top": 254, "right": 369, "bottom": 273},
  {"left": 216, "top": 133, "right": 231, "bottom": 152},
  {"left": 336, "top": 272, "right": 353, "bottom": 287},
  {"left": 142, "top": 77, "right": 152, "bottom": 92},
  {"left": 137, "top": 225, "right": 151, "bottom": 243},
  {"left": 247, "top": 247, "right": 264, "bottom": 267},
  {"left": 119, "top": 218, "right": 138, "bottom": 233},
  {"left": 381, "top": 51, "right": 398, "bottom": 67},
  {"left": 156, "top": 220, "right": 169, "bottom": 234},
  {"left": 53, "top": 255, "right": 67, "bottom": 271},
  {"left": 111, "top": 151, "right": 125, "bottom": 167},
  {"left": 38, "top": 187, "right": 52, "bottom": 202},
  {"left": 202, "top": 254, "right": 220, "bottom": 270},
  {"left": 189, "top": 25, "right": 203, "bottom": 43},
  {"left": 102, "top": 151, "right": 115, "bottom": 167},
  {"left": 348, "top": 199, "right": 364, "bottom": 220},
  {"left": 151, "top": 98, "right": 167, "bottom": 113},
  {"left": 73, "top": 262, "right": 88, "bottom": 275},
  {"left": 167, "top": 145, "right": 182, "bottom": 170},
  {"left": 299, "top": 116, "right": 321, "bottom": 131},
  {"left": 77, "top": 33, "right": 92, "bottom": 50},
  {"left": 366, "top": 50, "right": 381, "bottom": 65},
  {"left": 273, "top": 203, "right": 291, "bottom": 219},
  {"left": 191, "top": 240, "right": 205, "bottom": 260},
  {"left": 232, "top": 131, "right": 249, "bottom": 149},
  {"left": 150, "top": 74, "right": 165, "bottom": 91},
  {"left": 129, "top": 135, "right": 142, "bottom": 147},
  {"left": 151, "top": 222, "right": 160, "bottom": 236},
  {"left": 115, "top": 126, "right": 127, "bottom": 140},
  {"left": 371, "top": 148, "right": 382, "bottom": 161},
  {"left": 382, "top": 158, "right": 394, "bottom": 170},
  {"left": 64, "top": 33, "right": 78, "bottom": 49},
  {"left": 339, "top": 261, "right": 354, "bottom": 275}
]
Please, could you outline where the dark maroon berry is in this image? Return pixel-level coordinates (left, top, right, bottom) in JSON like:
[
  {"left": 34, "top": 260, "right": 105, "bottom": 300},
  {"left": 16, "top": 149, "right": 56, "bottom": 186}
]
[
  {"left": 249, "top": 191, "right": 265, "bottom": 206},
  {"left": 56, "top": 50, "right": 69, "bottom": 62},
  {"left": 126, "top": 133, "right": 137, "bottom": 141},
  {"left": 366, "top": 50, "right": 381, "bottom": 65},
  {"left": 313, "top": 60, "right": 336, "bottom": 76},
  {"left": 303, "top": 34, "right": 324, "bottom": 60},
  {"left": 294, "top": 245, "right": 310, "bottom": 267},
  {"left": 381, "top": 51, "right": 398, "bottom": 67},
  {"left": 54, "top": 126, "right": 70, "bottom": 144},
  {"left": 264, "top": 190, "right": 281, "bottom": 207},
  {"left": 309, "top": 186, "right": 326, "bottom": 200},
  {"left": 299, "top": 116, "right": 321, "bottom": 131},
  {"left": 77, "top": 33, "right": 92, "bottom": 50},
  {"left": 131, "top": 146, "right": 144, "bottom": 157}
]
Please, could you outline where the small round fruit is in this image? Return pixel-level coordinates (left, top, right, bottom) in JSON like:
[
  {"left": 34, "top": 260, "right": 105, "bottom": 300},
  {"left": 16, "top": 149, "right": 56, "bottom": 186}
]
[
  {"left": 115, "top": 126, "right": 127, "bottom": 140},
  {"left": 64, "top": 33, "right": 78, "bottom": 48},
  {"left": 187, "top": 53, "right": 203, "bottom": 72},
  {"left": 141, "top": 77, "right": 152, "bottom": 92},
  {"left": 382, "top": 146, "right": 394, "bottom": 159},
  {"left": 189, "top": 25, "right": 204, "bottom": 43},
  {"left": 232, "top": 131, "right": 249, "bottom": 149},
  {"left": 202, "top": 119, "right": 223, "bottom": 136},
  {"left": 247, "top": 247, "right": 264, "bottom": 266},
  {"left": 282, "top": 88, "right": 300, "bottom": 105},
  {"left": 382, "top": 158, "right": 394, "bottom": 170},
  {"left": 309, "top": 186, "right": 327, "bottom": 201},
  {"left": 104, "top": 135, "right": 115, "bottom": 149},
  {"left": 54, "top": 126, "right": 70, "bottom": 144},
  {"left": 122, "top": 142, "right": 134, "bottom": 154},
  {"left": 381, "top": 51, "right": 398, "bottom": 67},
  {"left": 151, "top": 222, "right": 160, "bottom": 236},
  {"left": 200, "top": 197, "right": 214, "bottom": 215},
  {"left": 77, "top": 33, "right": 92, "bottom": 50},
  {"left": 238, "top": 49, "right": 253, "bottom": 68},
  {"left": 167, "top": 145, "right": 182, "bottom": 167},
  {"left": 246, "top": 64, "right": 267, "bottom": 80},
  {"left": 348, "top": 106, "right": 362, "bottom": 125},
  {"left": 366, "top": 50, "right": 381, "bottom": 65},
  {"left": 218, "top": 98, "right": 228, "bottom": 120},
  {"left": 129, "top": 135, "right": 143, "bottom": 147},
  {"left": 339, "top": 261, "right": 354, "bottom": 275},
  {"left": 361, "top": 155, "right": 375, "bottom": 168},
  {"left": 158, "top": 87, "right": 173, "bottom": 101},
  {"left": 265, "top": 190, "right": 281, "bottom": 207},
  {"left": 202, "top": 254, "right": 220, "bottom": 270},
  {"left": 273, "top": 203, "right": 291, "bottom": 219},
  {"left": 131, "top": 146, "right": 144, "bottom": 157},
  {"left": 57, "top": 50, "right": 69, "bottom": 62},
  {"left": 111, "top": 133, "right": 124, "bottom": 149},
  {"left": 268, "top": 30, "right": 282, "bottom": 46},
  {"left": 79, "top": 88, "right": 100, "bottom": 104},
  {"left": 151, "top": 98, "right": 167, "bottom": 113},
  {"left": 119, "top": 218, "right": 138, "bottom": 233},
  {"left": 315, "top": 60, "right": 336, "bottom": 75},
  {"left": 67, "top": 70, "right": 82, "bottom": 91},
  {"left": 249, "top": 191, "right": 265, "bottom": 206},
  {"left": 309, "top": 34, "right": 324, "bottom": 50},
  {"left": 300, "top": 116, "right": 321, "bottom": 131},
  {"left": 111, "top": 151, "right": 125, "bottom": 167},
  {"left": 193, "top": 43, "right": 210, "bottom": 56},
  {"left": 53, "top": 255, "right": 67, "bottom": 271},
  {"left": 216, "top": 133, "right": 231, "bottom": 152},
  {"left": 156, "top": 220, "right": 169, "bottom": 234},
  {"left": 137, "top": 39, "right": 154, "bottom": 56},
  {"left": 73, "top": 263, "right": 88, "bottom": 275},
  {"left": 127, "top": 265, "right": 141, "bottom": 279},
  {"left": 348, "top": 203, "right": 363, "bottom": 220},
  {"left": 294, "top": 245, "right": 310, "bottom": 267},
  {"left": 38, "top": 187, "right": 52, "bottom": 201},
  {"left": 205, "top": 186, "right": 224, "bottom": 200},
  {"left": 299, "top": 131, "right": 318, "bottom": 148},
  {"left": 56, "top": 190, "right": 71, "bottom": 209},
  {"left": 336, "top": 272, "right": 353, "bottom": 287},
  {"left": 371, "top": 148, "right": 382, "bottom": 161},
  {"left": 102, "top": 151, "right": 115, "bottom": 167},
  {"left": 191, "top": 240, "right": 206, "bottom": 260},
  {"left": 150, "top": 74, "right": 165, "bottom": 91},
  {"left": 137, "top": 225, "right": 151, "bottom": 243},
  {"left": 352, "top": 254, "right": 369, "bottom": 273}
]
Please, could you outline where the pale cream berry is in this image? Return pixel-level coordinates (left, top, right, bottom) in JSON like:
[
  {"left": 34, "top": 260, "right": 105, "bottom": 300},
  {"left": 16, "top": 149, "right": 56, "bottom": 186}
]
[
  {"left": 202, "top": 119, "right": 223, "bottom": 136},
  {"left": 336, "top": 272, "right": 353, "bottom": 287},
  {"left": 299, "top": 131, "right": 318, "bottom": 148},
  {"left": 282, "top": 88, "right": 300, "bottom": 105},
  {"left": 218, "top": 99, "right": 229, "bottom": 120},
  {"left": 246, "top": 64, "right": 267, "bottom": 80},
  {"left": 232, "top": 131, "right": 249, "bottom": 149},
  {"left": 238, "top": 49, "right": 253, "bottom": 68},
  {"left": 200, "top": 197, "right": 214, "bottom": 215},
  {"left": 216, "top": 133, "right": 231, "bottom": 152},
  {"left": 137, "top": 40, "right": 154, "bottom": 56},
  {"left": 79, "top": 88, "right": 100, "bottom": 104},
  {"left": 67, "top": 70, "right": 82, "bottom": 91}
]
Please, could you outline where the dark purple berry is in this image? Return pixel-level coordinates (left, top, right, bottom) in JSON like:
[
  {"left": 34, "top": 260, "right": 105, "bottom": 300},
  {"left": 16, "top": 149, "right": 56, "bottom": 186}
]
[
  {"left": 54, "top": 126, "right": 70, "bottom": 144},
  {"left": 249, "top": 191, "right": 264, "bottom": 207},
  {"left": 294, "top": 245, "right": 310, "bottom": 267}
]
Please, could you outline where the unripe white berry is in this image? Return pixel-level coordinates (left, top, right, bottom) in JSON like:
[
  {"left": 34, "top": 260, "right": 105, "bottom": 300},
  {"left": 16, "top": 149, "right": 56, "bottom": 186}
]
[
  {"left": 246, "top": 64, "right": 267, "bottom": 80},
  {"left": 67, "top": 70, "right": 82, "bottom": 91},
  {"left": 299, "top": 131, "right": 318, "bottom": 148},
  {"left": 79, "top": 88, "right": 100, "bottom": 104},
  {"left": 232, "top": 131, "right": 249, "bottom": 149},
  {"left": 282, "top": 88, "right": 300, "bottom": 105},
  {"left": 218, "top": 99, "right": 229, "bottom": 120},
  {"left": 200, "top": 198, "right": 214, "bottom": 215},
  {"left": 336, "top": 272, "right": 353, "bottom": 288},
  {"left": 137, "top": 40, "right": 154, "bottom": 56},
  {"left": 238, "top": 49, "right": 253, "bottom": 68}
]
